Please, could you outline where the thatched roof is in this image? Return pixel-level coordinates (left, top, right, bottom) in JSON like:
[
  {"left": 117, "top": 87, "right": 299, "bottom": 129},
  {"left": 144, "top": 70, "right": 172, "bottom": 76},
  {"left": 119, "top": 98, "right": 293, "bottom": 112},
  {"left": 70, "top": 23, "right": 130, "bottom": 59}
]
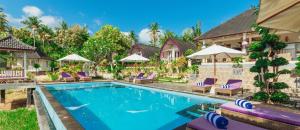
[
  {"left": 129, "top": 43, "right": 160, "bottom": 58},
  {"left": 160, "top": 38, "right": 196, "bottom": 54},
  {"left": 200, "top": 9, "right": 257, "bottom": 40},
  {"left": 0, "top": 35, "right": 35, "bottom": 51}
]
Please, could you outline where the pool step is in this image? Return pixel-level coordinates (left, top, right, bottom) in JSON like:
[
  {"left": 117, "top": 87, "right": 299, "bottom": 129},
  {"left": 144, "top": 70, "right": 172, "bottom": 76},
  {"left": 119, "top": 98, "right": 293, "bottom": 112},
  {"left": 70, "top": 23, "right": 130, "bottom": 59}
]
[{"left": 176, "top": 103, "right": 222, "bottom": 119}]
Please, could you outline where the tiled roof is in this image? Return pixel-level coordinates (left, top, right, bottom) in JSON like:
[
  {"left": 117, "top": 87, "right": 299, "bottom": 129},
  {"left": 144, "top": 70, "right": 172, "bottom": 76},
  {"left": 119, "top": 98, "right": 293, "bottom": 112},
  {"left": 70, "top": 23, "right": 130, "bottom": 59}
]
[
  {"left": 0, "top": 35, "right": 36, "bottom": 51},
  {"left": 200, "top": 9, "right": 257, "bottom": 39},
  {"left": 14, "top": 50, "right": 51, "bottom": 60}
]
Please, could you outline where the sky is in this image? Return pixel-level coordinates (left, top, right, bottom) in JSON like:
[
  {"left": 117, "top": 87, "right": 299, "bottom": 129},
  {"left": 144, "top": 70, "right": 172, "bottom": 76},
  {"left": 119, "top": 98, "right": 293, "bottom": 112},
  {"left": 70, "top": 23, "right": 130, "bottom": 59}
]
[{"left": 1, "top": 0, "right": 258, "bottom": 43}]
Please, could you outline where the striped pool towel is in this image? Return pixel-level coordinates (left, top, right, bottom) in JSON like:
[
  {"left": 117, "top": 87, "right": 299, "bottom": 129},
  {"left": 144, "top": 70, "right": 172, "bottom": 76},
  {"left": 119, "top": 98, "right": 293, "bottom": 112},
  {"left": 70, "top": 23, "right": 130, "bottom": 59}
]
[
  {"left": 235, "top": 99, "right": 253, "bottom": 109},
  {"left": 204, "top": 112, "right": 229, "bottom": 129},
  {"left": 221, "top": 84, "right": 231, "bottom": 88},
  {"left": 196, "top": 82, "right": 205, "bottom": 87}
]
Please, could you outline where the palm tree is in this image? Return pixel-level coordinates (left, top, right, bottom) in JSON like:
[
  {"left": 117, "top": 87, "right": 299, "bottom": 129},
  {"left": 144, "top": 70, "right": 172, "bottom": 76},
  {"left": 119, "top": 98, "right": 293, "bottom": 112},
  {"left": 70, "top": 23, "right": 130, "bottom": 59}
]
[
  {"left": 55, "top": 21, "right": 69, "bottom": 48},
  {"left": 0, "top": 7, "right": 9, "bottom": 32},
  {"left": 149, "top": 22, "right": 160, "bottom": 47},
  {"left": 192, "top": 21, "right": 201, "bottom": 38},
  {"left": 21, "top": 16, "right": 41, "bottom": 47},
  {"left": 129, "top": 30, "right": 137, "bottom": 45},
  {"left": 38, "top": 24, "right": 54, "bottom": 47},
  {"left": 160, "top": 30, "right": 176, "bottom": 46}
]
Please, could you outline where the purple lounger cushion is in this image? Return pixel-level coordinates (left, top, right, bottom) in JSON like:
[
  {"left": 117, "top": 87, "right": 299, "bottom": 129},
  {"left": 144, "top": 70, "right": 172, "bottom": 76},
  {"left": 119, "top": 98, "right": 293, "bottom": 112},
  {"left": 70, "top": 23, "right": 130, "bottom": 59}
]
[
  {"left": 62, "top": 72, "right": 72, "bottom": 78},
  {"left": 196, "top": 78, "right": 217, "bottom": 87},
  {"left": 221, "top": 80, "right": 242, "bottom": 90},
  {"left": 221, "top": 102, "right": 300, "bottom": 126},
  {"left": 187, "top": 117, "right": 266, "bottom": 130},
  {"left": 77, "top": 72, "right": 87, "bottom": 77}
]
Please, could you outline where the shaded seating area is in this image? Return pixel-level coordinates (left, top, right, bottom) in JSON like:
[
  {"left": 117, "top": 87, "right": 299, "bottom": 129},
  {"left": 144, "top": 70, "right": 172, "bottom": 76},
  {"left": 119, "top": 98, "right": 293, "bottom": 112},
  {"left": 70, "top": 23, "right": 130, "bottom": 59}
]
[
  {"left": 192, "top": 78, "right": 217, "bottom": 93},
  {"left": 220, "top": 102, "right": 300, "bottom": 130},
  {"left": 215, "top": 79, "right": 242, "bottom": 96}
]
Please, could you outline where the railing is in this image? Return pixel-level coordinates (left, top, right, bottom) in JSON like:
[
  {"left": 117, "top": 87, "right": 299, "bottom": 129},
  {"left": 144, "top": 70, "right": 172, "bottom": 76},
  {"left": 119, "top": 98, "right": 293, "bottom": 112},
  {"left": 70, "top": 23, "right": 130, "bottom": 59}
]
[{"left": 0, "top": 70, "right": 24, "bottom": 79}]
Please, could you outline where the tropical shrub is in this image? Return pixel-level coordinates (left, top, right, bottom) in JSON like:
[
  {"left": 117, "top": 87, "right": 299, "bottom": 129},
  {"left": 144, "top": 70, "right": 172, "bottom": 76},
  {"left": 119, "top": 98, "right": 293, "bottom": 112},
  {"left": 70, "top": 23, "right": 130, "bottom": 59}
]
[
  {"left": 47, "top": 71, "right": 59, "bottom": 81},
  {"left": 33, "top": 63, "right": 40, "bottom": 74},
  {"left": 232, "top": 57, "right": 244, "bottom": 68},
  {"left": 249, "top": 25, "right": 290, "bottom": 103},
  {"left": 184, "top": 49, "right": 194, "bottom": 56},
  {"left": 49, "top": 61, "right": 57, "bottom": 72},
  {"left": 253, "top": 91, "right": 269, "bottom": 102}
]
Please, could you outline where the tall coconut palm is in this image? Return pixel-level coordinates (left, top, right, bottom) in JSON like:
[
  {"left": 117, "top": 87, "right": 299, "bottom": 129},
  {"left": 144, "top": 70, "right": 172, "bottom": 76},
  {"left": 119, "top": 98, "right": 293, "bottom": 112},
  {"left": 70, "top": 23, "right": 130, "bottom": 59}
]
[
  {"left": 38, "top": 24, "right": 54, "bottom": 47},
  {"left": 192, "top": 21, "right": 201, "bottom": 38},
  {"left": 0, "top": 7, "right": 9, "bottom": 32},
  {"left": 55, "top": 21, "right": 69, "bottom": 48},
  {"left": 149, "top": 22, "right": 160, "bottom": 47},
  {"left": 160, "top": 30, "right": 176, "bottom": 46},
  {"left": 129, "top": 30, "right": 137, "bottom": 45},
  {"left": 21, "top": 16, "right": 41, "bottom": 47}
]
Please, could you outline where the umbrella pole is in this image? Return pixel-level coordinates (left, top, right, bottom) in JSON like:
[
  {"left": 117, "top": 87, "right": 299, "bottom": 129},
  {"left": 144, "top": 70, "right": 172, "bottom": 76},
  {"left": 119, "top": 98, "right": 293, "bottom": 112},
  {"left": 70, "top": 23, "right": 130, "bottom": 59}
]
[
  {"left": 213, "top": 55, "right": 217, "bottom": 83},
  {"left": 213, "top": 55, "right": 216, "bottom": 76}
]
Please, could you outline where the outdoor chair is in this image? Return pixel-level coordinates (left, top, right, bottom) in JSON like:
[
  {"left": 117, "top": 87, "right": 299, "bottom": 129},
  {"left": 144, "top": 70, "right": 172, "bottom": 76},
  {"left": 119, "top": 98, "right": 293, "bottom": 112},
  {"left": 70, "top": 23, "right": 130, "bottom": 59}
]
[
  {"left": 125, "top": 73, "right": 144, "bottom": 82},
  {"left": 215, "top": 79, "right": 242, "bottom": 96},
  {"left": 187, "top": 116, "right": 266, "bottom": 130},
  {"left": 192, "top": 78, "right": 217, "bottom": 93},
  {"left": 221, "top": 102, "right": 300, "bottom": 130},
  {"left": 77, "top": 72, "right": 92, "bottom": 81},
  {"left": 134, "top": 73, "right": 156, "bottom": 84},
  {"left": 61, "top": 72, "right": 75, "bottom": 82}
]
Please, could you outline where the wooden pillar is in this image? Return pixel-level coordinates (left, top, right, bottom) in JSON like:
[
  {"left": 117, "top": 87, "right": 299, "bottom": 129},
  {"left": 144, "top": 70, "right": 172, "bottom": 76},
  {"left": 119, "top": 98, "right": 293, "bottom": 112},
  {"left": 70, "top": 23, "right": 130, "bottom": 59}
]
[
  {"left": 26, "top": 88, "right": 34, "bottom": 107},
  {"left": 202, "top": 40, "right": 206, "bottom": 49},
  {"left": 0, "top": 90, "right": 5, "bottom": 103},
  {"left": 23, "top": 52, "right": 27, "bottom": 78},
  {"left": 242, "top": 33, "right": 248, "bottom": 54}
]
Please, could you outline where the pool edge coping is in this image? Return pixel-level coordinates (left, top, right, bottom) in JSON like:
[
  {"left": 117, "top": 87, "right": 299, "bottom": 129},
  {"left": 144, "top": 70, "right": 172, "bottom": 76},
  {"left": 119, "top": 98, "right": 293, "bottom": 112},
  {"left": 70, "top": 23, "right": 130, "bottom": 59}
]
[{"left": 38, "top": 86, "right": 84, "bottom": 130}]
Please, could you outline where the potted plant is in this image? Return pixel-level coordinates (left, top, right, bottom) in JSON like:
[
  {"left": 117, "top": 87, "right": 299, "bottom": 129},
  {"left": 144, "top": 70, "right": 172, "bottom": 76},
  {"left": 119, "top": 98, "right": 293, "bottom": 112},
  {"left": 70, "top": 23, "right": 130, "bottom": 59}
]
[{"left": 232, "top": 57, "right": 244, "bottom": 75}]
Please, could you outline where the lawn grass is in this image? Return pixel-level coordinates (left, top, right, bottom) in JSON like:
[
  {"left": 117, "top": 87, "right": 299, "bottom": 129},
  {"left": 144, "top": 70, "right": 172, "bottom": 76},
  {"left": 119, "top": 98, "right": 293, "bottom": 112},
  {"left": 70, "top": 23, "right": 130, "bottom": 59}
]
[
  {"left": 0, "top": 108, "right": 38, "bottom": 130},
  {"left": 158, "top": 77, "right": 188, "bottom": 83}
]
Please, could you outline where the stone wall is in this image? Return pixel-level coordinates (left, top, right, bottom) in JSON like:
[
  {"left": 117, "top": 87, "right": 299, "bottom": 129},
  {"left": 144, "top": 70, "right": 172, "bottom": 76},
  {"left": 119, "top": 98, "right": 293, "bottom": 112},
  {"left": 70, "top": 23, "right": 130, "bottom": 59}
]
[{"left": 197, "top": 62, "right": 300, "bottom": 97}]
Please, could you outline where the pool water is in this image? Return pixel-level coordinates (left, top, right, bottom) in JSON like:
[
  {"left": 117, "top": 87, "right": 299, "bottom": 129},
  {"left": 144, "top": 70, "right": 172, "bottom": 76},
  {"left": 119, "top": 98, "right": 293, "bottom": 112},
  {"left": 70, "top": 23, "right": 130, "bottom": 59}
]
[{"left": 46, "top": 82, "right": 227, "bottom": 130}]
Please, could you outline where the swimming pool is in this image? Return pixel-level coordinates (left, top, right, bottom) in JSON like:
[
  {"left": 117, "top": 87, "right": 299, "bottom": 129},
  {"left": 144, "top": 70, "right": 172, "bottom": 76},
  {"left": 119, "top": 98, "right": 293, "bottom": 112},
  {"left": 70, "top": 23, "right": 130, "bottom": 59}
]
[{"left": 40, "top": 82, "right": 227, "bottom": 130}]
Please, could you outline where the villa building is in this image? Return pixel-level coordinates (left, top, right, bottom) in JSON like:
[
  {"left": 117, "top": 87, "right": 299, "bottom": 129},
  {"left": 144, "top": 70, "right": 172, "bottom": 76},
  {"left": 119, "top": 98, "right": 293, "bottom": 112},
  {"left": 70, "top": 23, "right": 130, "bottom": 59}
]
[
  {"left": 13, "top": 51, "right": 51, "bottom": 72},
  {"left": 0, "top": 35, "right": 36, "bottom": 79},
  {"left": 194, "top": 9, "right": 300, "bottom": 96},
  {"left": 128, "top": 43, "right": 160, "bottom": 58},
  {"left": 197, "top": 9, "right": 300, "bottom": 62},
  {"left": 160, "top": 38, "right": 196, "bottom": 62}
]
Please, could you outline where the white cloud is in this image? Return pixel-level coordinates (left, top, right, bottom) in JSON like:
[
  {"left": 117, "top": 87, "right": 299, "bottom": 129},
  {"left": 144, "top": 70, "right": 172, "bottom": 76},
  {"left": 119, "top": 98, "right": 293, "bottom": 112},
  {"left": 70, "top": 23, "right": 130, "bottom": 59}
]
[
  {"left": 94, "top": 19, "right": 101, "bottom": 26},
  {"left": 6, "top": 5, "right": 62, "bottom": 28},
  {"left": 138, "top": 28, "right": 164, "bottom": 44},
  {"left": 182, "top": 28, "right": 193, "bottom": 35},
  {"left": 122, "top": 32, "right": 130, "bottom": 36},
  {"left": 40, "top": 16, "right": 61, "bottom": 28},
  {"left": 22, "top": 6, "right": 43, "bottom": 17},
  {"left": 6, "top": 13, "right": 24, "bottom": 27}
]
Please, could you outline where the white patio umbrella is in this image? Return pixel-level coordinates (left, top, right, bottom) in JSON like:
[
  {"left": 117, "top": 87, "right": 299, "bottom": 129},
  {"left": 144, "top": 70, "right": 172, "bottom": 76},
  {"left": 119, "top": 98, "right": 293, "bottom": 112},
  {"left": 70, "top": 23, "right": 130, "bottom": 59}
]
[
  {"left": 120, "top": 54, "right": 149, "bottom": 74},
  {"left": 120, "top": 54, "right": 149, "bottom": 62},
  {"left": 187, "top": 44, "right": 245, "bottom": 77},
  {"left": 257, "top": 0, "right": 300, "bottom": 32},
  {"left": 57, "top": 54, "right": 91, "bottom": 62}
]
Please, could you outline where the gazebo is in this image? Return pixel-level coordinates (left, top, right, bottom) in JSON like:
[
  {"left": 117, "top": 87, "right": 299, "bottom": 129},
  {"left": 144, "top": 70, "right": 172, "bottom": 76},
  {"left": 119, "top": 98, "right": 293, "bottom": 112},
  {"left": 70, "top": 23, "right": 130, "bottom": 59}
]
[{"left": 57, "top": 54, "right": 91, "bottom": 63}]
